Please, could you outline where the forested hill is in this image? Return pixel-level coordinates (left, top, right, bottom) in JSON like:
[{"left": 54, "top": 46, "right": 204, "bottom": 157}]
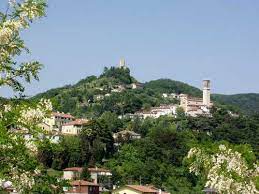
[
  {"left": 29, "top": 67, "right": 259, "bottom": 194},
  {"left": 144, "top": 79, "right": 202, "bottom": 97},
  {"left": 31, "top": 67, "right": 202, "bottom": 117},
  {"left": 212, "top": 93, "right": 259, "bottom": 115},
  {"left": 31, "top": 66, "right": 259, "bottom": 116}
]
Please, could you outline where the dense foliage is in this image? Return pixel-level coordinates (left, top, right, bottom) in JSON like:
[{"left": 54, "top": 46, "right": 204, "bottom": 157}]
[
  {"left": 213, "top": 93, "right": 259, "bottom": 115},
  {"left": 0, "top": 1, "right": 66, "bottom": 193},
  {"left": 186, "top": 143, "right": 258, "bottom": 194},
  {"left": 1, "top": 1, "right": 258, "bottom": 192},
  {"left": 32, "top": 68, "right": 259, "bottom": 117},
  {"left": 32, "top": 67, "right": 180, "bottom": 118},
  {"left": 144, "top": 79, "right": 202, "bottom": 97},
  {"left": 37, "top": 108, "right": 259, "bottom": 193},
  {"left": 30, "top": 66, "right": 259, "bottom": 192}
]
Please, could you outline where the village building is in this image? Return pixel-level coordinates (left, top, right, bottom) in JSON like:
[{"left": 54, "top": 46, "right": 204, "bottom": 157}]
[
  {"left": 64, "top": 180, "right": 99, "bottom": 194},
  {"left": 63, "top": 167, "right": 82, "bottom": 180},
  {"left": 113, "top": 130, "right": 141, "bottom": 145},
  {"left": 88, "top": 167, "right": 113, "bottom": 185},
  {"left": 112, "top": 185, "right": 170, "bottom": 194},
  {"left": 42, "top": 112, "right": 75, "bottom": 132},
  {"left": 131, "top": 83, "right": 144, "bottom": 90},
  {"left": 63, "top": 167, "right": 112, "bottom": 185},
  {"left": 111, "top": 85, "right": 126, "bottom": 93},
  {"left": 61, "top": 119, "right": 88, "bottom": 135},
  {"left": 38, "top": 122, "right": 52, "bottom": 132},
  {"left": 180, "top": 80, "right": 213, "bottom": 117},
  {"left": 162, "top": 93, "right": 180, "bottom": 99},
  {"left": 135, "top": 104, "right": 177, "bottom": 119},
  {"left": 94, "top": 94, "right": 105, "bottom": 101}
]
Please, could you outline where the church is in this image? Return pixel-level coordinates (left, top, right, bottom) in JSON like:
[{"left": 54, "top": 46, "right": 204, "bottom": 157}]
[{"left": 180, "top": 80, "right": 213, "bottom": 116}]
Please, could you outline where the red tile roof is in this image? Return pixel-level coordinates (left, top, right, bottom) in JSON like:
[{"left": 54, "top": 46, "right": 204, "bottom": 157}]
[
  {"left": 52, "top": 112, "right": 74, "bottom": 119},
  {"left": 71, "top": 180, "right": 98, "bottom": 186},
  {"left": 62, "top": 119, "right": 88, "bottom": 126}
]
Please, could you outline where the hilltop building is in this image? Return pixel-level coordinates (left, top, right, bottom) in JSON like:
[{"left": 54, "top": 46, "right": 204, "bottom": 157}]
[
  {"left": 180, "top": 80, "right": 213, "bottom": 116},
  {"left": 118, "top": 58, "right": 127, "bottom": 69}
]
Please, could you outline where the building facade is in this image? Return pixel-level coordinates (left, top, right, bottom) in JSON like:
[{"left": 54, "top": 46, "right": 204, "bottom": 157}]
[
  {"left": 64, "top": 180, "right": 99, "bottom": 194},
  {"left": 61, "top": 119, "right": 88, "bottom": 135},
  {"left": 42, "top": 112, "right": 75, "bottom": 132}
]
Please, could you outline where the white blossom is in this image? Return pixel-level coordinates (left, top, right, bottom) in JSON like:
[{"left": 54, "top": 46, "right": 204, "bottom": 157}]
[
  {"left": 18, "top": 98, "right": 52, "bottom": 125},
  {"left": 25, "top": 140, "right": 38, "bottom": 153},
  {"left": 187, "top": 144, "right": 259, "bottom": 194},
  {"left": 219, "top": 144, "right": 226, "bottom": 151},
  {"left": 4, "top": 104, "right": 12, "bottom": 112}
]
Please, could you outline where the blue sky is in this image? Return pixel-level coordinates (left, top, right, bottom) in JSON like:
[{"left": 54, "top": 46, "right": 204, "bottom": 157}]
[{"left": 1, "top": 0, "right": 259, "bottom": 97}]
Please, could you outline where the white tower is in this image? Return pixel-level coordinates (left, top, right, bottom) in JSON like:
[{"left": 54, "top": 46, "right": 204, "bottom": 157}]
[
  {"left": 203, "top": 80, "right": 211, "bottom": 106},
  {"left": 118, "top": 58, "right": 127, "bottom": 69}
]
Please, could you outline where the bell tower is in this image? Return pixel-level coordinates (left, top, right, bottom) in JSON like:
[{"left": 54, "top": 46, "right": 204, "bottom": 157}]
[{"left": 203, "top": 80, "right": 211, "bottom": 106}]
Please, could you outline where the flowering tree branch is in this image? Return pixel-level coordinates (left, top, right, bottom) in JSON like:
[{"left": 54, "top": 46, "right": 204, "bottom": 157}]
[
  {"left": 186, "top": 143, "right": 259, "bottom": 194},
  {"left": 0, "top": 0, "right": 46, "bottom": 94},
  {"left": 0, "top": 1, "right": 66, "bottom": 193}
]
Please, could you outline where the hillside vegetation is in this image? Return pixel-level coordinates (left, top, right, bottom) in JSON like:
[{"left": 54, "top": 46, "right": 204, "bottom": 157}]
[
  {"left": 32, "top": 67, "right": 196, "bottom": 118},
  {"left": 38, "top": 107, "right": 259, "bottom": 193},
  {"left": 144, "top": 79, "right": 202, "bottom": 97},
  {"left": 212, "top": 93, "right": 259, "bottom": 115},
  {"left": 22, "top": 66, "right": 259, "bottom": 193},
  {"left": 32, "top": 66, "right": 259, "bottom": 116}
]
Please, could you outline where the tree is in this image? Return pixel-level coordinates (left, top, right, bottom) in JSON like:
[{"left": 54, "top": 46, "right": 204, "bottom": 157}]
[
  {"left": 185, "top": 143, "right": 259, "bottom": 194},
  {"left": 0, "top": 1, "right": 64, "bottom": 193},
  {"left": 98, "top": 111, "right": 123, "bottom": 133},
  {"left": 80, "top": 120, "right": 114, "bottom": 165},
  {"left": 0, "top": 0, "right": 46, "bottom": 93},
  {"left": 80, "top": 165, "right": 91, "bottom": 181}
]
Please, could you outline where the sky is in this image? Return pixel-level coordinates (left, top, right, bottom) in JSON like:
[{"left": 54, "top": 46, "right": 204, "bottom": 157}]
[{"left": 1, "top": 0, "right": 259, "bottom": 97}]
